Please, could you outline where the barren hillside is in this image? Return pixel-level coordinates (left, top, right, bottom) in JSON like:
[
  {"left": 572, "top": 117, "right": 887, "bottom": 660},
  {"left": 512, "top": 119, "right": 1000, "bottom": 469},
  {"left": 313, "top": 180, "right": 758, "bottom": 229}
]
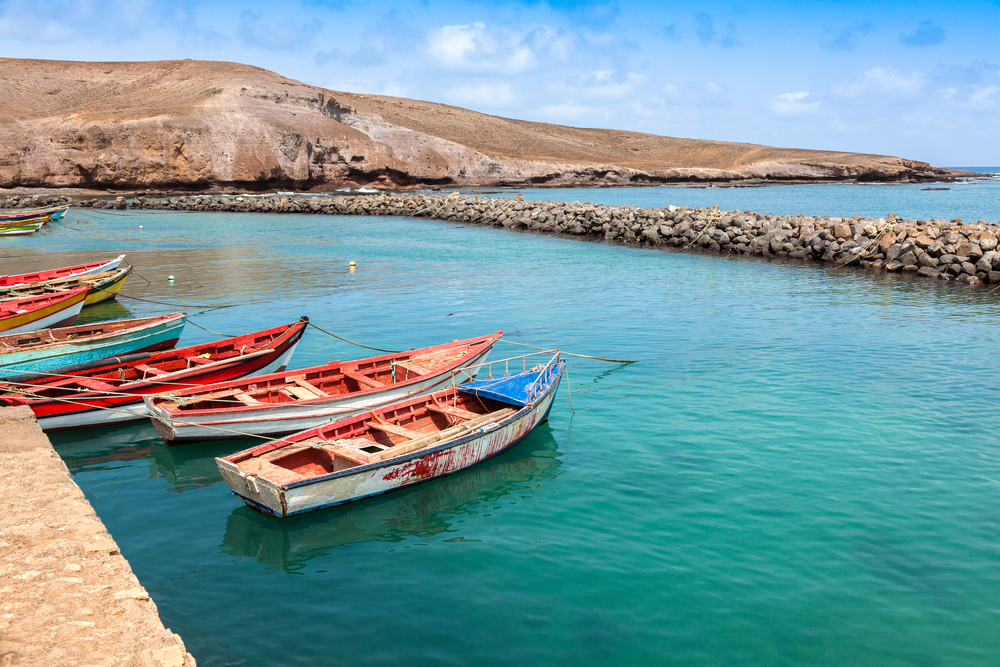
[{"left": 0, "top": 58, "right": 961, "bottom": 190}]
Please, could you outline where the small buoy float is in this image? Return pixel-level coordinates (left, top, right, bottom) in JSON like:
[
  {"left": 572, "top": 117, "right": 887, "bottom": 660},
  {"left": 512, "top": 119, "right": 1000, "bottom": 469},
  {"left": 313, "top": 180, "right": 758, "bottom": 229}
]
[
  {"left": 168, "top": 275, "right": 175, "bottom": 281},
  {"left": 349, "top": 261, "right": 356, "bottom": 267},
  {"left": 139, "top": 225, "right": 144, "bottom": 229}
]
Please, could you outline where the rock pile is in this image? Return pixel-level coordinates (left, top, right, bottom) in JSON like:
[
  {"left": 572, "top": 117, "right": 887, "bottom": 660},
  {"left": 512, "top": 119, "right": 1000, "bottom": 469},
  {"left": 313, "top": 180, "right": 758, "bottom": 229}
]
[
  {"left": 1, "top": 195, "right": 71, "bottom": 208},
  {"left": 78, "top": 192, "right": 1000, "bottom": 285}
]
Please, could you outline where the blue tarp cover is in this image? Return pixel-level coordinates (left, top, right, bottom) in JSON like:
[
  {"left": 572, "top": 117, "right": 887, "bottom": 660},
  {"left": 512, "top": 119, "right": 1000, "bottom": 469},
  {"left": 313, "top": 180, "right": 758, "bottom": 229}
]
[{"left": 459, "top": 370, "right": 545, "bottom": 407}]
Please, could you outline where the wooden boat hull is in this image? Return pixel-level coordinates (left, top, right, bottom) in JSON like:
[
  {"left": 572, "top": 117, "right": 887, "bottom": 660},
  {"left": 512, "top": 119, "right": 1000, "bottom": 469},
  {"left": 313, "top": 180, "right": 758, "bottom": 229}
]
[
  {"left": 0, "top": 288, "right": 89, "bottom": 335},
  {"left": 0, "top": 319, "right": 308, "bottom": 432},
  {"left": 217, "top": 357, "right": 564, "bottom": 517},
  {"left": 0, "top": 255, "right": 126, "bottom": 288},
  {"left": 0, "top": 219, "right": 48, "bottom": 236},
  {"left": 146, "top": 334, "right": 499, "bottom": 443},
  {"left": 0, "top": 268, "right": 132, "bottom": 306},
  {"left": 0, "top": 205, "right": 68, "bottom": 223},
  {"left": 82, "top": 267, "right": 130, "bottom": 305},
  {"left": 0, "top": 313, "right": 187, "bottom": 379}
]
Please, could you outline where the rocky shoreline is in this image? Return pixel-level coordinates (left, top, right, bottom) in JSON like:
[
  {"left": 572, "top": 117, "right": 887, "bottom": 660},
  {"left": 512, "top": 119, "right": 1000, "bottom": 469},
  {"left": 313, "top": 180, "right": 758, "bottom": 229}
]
[{"left": 16, "top": 191, "right": 1000, "bottom": 286}]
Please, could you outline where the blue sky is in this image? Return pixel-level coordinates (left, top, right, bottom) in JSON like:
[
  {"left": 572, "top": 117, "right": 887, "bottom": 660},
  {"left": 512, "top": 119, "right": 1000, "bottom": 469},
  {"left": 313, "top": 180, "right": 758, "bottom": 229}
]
[{"left": 1, "top": 0, "right": 998, "bottom": 166}]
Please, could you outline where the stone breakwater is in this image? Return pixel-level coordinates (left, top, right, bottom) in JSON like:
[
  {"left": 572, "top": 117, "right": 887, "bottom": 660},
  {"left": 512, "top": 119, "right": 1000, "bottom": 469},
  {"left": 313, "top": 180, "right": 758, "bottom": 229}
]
[{"left": 75, "top": 192, "right": 1000, "bottom": 285}]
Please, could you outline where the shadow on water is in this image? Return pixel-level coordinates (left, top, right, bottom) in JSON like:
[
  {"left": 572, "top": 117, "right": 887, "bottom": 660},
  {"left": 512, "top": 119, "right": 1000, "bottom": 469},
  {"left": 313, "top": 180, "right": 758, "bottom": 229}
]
[
  {"left": 220, "top": 426, "right": 564, "bottom": 571},
  {"left": 76, "top": 299, "right": 136, "bottom": 324},
  {"left": 853, "top": 534, "right": 967, "bottom": 611},
  {"left": 52, "top": 421, "right": 247, "bottom": 493}
]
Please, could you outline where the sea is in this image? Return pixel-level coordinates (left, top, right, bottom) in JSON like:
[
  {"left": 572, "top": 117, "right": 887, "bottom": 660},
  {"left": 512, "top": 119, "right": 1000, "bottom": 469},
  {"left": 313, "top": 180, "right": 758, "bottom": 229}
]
[{"left": 4, "top": 172, "right": 999, "bottom": 666}]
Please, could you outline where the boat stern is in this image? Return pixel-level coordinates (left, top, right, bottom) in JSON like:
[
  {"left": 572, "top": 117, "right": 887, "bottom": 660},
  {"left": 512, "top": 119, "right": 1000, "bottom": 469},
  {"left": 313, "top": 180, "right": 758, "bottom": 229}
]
[{"left": 216, "top": 458, "right": 286, "bottom": 517}]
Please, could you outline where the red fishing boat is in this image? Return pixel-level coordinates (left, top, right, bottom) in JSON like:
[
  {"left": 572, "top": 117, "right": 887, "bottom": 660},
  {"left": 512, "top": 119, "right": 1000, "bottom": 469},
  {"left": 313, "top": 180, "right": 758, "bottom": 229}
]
[
  {"left": 0, "top": 318, "right": 309, "bottom": 431},
  {"left": 216, "top": 351, "right": 565, "bottom": 517},
  {"left": 0, "top": 287, "right": 91, "bottom": 335},
  {"left": 145, "top": 331, "right": 501, "bottom": 442},
  {"left": 0, "top": 255, "right": 126, "bottom": 288}
]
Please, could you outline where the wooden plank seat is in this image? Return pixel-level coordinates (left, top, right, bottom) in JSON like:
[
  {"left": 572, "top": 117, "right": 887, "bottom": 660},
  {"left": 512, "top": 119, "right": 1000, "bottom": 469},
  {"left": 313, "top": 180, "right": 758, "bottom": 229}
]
[
  {"left": 134, "top": 363, "right": 169, "bottom": 378},
  {"left": 287, "top": 375, "right": 330, "bottom": 397},
  {"left": 74, "top": 377, "right": 117, "bottom": 392},
  {"left": 366, "top": 420, "right": 424, "bottom": 440},
  {"left": 426, "top": 403, "right": 482, "bottom": 420},
  {"left": 234, "top": 391, "right": 261, "bottom": 406},
  {"left": 342, "top": 369, "right": 385, "bottom": 389},
  {"left": 395, "top": 360, "right": 433, "bottom": 376},
  {"left": 284, "top": 385, "right": 318, "bottom": 401}
]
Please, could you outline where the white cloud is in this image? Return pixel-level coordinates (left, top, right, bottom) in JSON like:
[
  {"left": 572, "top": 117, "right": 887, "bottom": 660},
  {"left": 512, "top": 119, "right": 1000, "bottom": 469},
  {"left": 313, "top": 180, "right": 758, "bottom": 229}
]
[
  {"left": 968, "top": 85, "right": 999, "bottom": 107},
  {"left": 425, "top": 22, "right": 568, "bottom": 75},
  {"left": 834, "top": 67, "right": 926, "bottom": 99},
  {"left": 770, "top": 92, "right": 820, "bottom": 117}
]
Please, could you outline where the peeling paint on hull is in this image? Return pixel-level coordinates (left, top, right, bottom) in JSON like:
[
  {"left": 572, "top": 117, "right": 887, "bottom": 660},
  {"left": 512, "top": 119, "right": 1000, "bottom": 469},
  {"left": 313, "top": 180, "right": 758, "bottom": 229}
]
[{"left": 219, "top": 367, "right": 562, "bottom": 517}]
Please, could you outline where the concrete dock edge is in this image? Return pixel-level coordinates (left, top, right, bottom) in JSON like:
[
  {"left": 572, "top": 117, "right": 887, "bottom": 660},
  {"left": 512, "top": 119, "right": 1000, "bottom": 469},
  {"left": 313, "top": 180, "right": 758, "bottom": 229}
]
[{"left": 0, "top": 406, "right": 197, "bottom": 667}]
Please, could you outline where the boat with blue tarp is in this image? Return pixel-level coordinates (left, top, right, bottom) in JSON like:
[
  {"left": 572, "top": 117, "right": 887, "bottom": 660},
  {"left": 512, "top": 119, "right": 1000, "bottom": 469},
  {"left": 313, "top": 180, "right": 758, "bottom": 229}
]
[{"left": 215, "top": 350, "right": 565, "bottom": 517}]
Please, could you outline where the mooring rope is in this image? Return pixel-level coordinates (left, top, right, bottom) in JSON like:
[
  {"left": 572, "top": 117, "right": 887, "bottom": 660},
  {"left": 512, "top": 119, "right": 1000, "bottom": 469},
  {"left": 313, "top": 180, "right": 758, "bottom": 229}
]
[
  {"left": 498, "top": 339, "right": 636, "bottom": 364},
  {"left": 305, "top": 321, "right": 400, "bottom": 353},
  {"left": 117, "top": 293, "right": 238, "bottom": 309},
  {"left": 185, "top": 318, "right": 236, "bottom": 338}
]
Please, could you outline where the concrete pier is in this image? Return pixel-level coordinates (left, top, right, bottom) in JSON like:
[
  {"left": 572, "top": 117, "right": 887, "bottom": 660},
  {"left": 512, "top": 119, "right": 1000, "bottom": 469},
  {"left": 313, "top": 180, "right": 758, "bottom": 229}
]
[{"left": 0, "top": 407, "right": 196, "bottom": 667}]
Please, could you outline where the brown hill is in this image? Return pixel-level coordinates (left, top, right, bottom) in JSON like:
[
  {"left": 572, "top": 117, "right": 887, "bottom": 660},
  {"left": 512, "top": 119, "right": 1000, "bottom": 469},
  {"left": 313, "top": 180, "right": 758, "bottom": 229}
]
[{"left": 0, "top": 58, "right": 960, "bottom": 191}]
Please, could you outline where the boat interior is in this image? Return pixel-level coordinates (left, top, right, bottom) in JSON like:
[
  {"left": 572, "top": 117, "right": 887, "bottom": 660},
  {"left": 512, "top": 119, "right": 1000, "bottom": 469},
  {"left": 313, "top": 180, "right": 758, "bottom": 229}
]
[
  {"left": 0, "top": 325, "right": 297, "bottom": 398},
  {"left": 159, "top": 343, "right": 484, "bottom": 413},
  {"left": 229, "top": 390, "right": 517, "bottom": 484}
]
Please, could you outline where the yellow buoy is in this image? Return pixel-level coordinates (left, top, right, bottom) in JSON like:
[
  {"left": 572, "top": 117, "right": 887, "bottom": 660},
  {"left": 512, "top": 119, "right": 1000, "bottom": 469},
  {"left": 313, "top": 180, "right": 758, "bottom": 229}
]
[
  {"left": 168, "top": 275, "right": 175, "bottom": 281},
  {"left": 139, "top": 225, "right": 144, "bottom": 229},
  {"left": 349, "top": 261, "right": 356, "bottom": 267}
]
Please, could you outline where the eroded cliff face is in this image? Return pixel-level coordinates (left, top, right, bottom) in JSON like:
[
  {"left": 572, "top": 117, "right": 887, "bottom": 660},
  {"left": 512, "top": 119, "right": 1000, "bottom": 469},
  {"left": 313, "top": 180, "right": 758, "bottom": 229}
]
[{"left": 0, "top": 58, "right": 961, "bottom": 190}]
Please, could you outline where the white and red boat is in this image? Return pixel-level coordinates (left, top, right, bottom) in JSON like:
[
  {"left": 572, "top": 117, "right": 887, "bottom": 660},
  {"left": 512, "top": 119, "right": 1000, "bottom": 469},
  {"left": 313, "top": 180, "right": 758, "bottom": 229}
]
[
  {"left": 145, "top": 331, "right": 502, "bottom": 443},
  {"left": 215, "top": 351, "right": 565, "bottom": 517},
  {"left": 0, "top": 255, "right": 126, "bottom": 288},
  {"left": 0, "top": 287, "right": 91, "bottom": 335},
  {"left": 0, "top": 318, "right": 309, "bottom": 431}
]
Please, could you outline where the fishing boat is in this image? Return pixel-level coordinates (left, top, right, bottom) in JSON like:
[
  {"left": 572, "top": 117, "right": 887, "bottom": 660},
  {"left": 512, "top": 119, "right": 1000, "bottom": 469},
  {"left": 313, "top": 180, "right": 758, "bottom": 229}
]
[
  {"left": 0, "top": 255, "right": 126, "bottom": 288},
  {"left": 146, "top": 332, "right": 502, "bottom": 443},
  {"left": 0, "top": 313, "right": 187, "bottom": 379},
  {"left": 0, "top": 217, "right": 49, "bottom": 236},
  {"left": 0, "top": 318, "right": 309, "bottom": 431},
  {"left": 0, "top": 287, "right": 91, "bottom": 335},
  {"left": 0, "top": 204, "right": 69, "bottom": 223},
  {"left": 215, "top": 350, "right": 565, "bottom": 517},
  {"left": 0, "top": 267, "right": 132, "bottom": 307}
]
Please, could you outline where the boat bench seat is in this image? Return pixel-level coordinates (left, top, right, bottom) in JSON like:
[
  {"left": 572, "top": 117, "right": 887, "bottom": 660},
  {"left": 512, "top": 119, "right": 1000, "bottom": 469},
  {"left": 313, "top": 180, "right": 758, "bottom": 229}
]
[
  {"left": 134, "top": 363, "right": 169, "bottom": 378},
  {"left": 342, "top": 369, "right": 385, "bottom": 389},
  {"left": 427, "top": 403, "right": 482, "bottom": 420},
  {"left": 396, "top": 361, "right": 432, "bottom": 377},
  {"left": 366, "top": 420, "right": 424, "bottom": 440},
  {"left": 75, "top": 377, "right": 117, "bottom": 393}
]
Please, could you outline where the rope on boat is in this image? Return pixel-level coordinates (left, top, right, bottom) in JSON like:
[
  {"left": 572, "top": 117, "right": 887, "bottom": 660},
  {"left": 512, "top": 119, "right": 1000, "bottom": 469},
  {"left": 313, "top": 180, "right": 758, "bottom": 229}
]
[
  {"left": 117, "top": 293, "right": 238, "bottom": 309},
  {"left": 498, "top": 339, "right": 636, "bottom": 364},
  {"left": 305, "top": 321, "right": 400, "bottom": 353},
  {"left": 185, "top": 318, "right": 236, "bottom": 338}
]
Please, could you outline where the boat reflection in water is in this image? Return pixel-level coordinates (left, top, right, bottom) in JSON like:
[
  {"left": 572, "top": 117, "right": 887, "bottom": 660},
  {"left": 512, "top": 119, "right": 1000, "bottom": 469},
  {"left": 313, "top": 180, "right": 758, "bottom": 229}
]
[
  {"left": 53, "top": 421, "right": 247, "bottom": 494},
  {"left": 220, "top": 425, "right": 563, "bottom": 571}
]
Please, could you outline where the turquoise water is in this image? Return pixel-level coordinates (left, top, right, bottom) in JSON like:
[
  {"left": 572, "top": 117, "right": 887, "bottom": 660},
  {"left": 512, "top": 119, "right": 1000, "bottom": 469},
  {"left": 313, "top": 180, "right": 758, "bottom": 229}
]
[{"left": 5, "top": 194, "right": 1000, "bottom": 666}]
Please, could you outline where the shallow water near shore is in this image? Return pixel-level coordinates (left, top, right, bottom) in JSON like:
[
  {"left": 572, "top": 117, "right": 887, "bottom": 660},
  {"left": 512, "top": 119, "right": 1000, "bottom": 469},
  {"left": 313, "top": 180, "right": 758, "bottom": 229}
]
[{"left": 6, "top": 198, "right": 1000, "bottom": 666}]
